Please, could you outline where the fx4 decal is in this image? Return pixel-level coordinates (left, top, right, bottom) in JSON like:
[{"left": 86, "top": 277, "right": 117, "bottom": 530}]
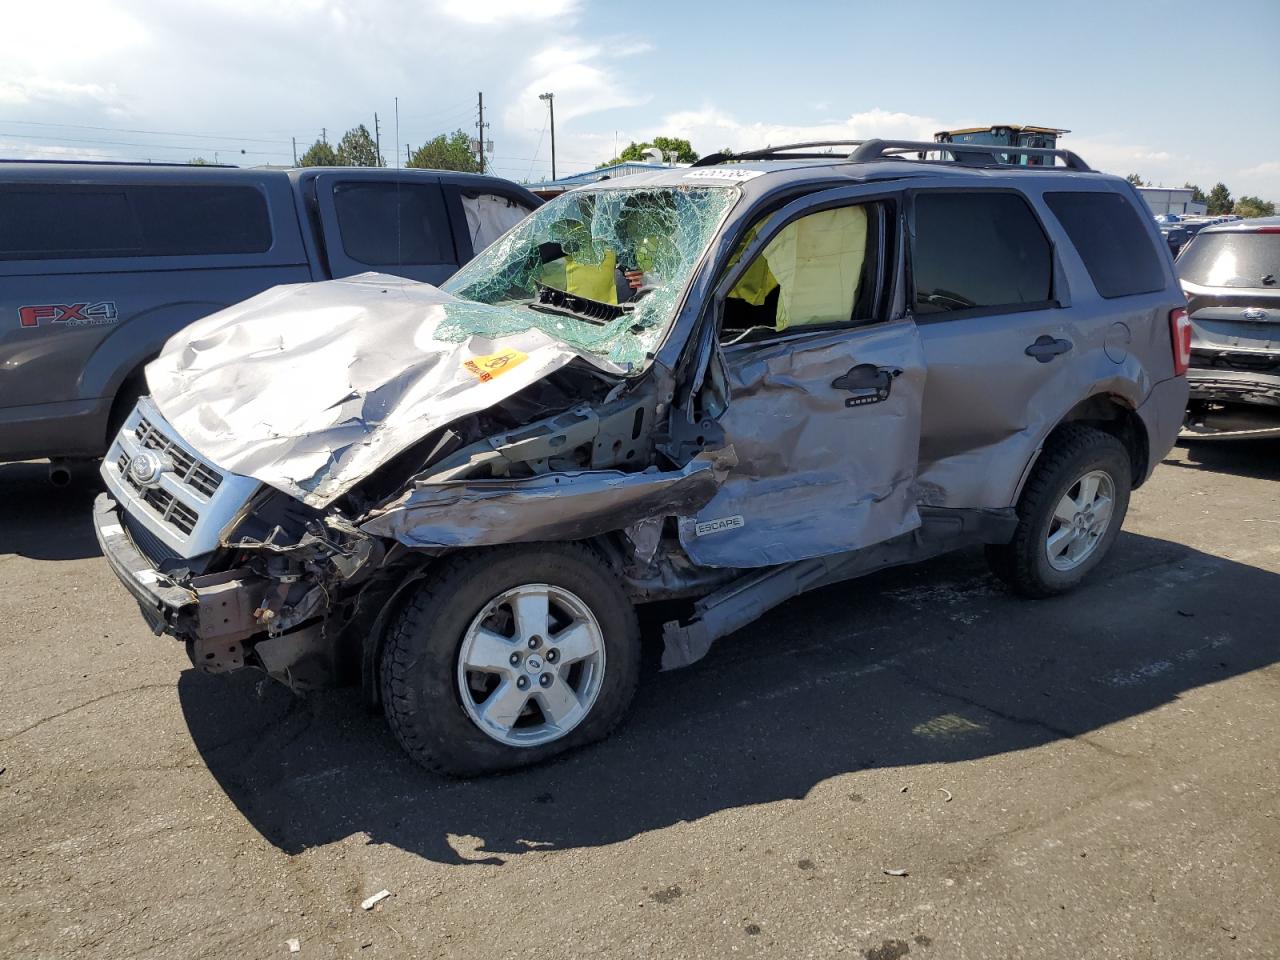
[{"left": 19, "top": 302, "right": 119, "bottom": 328}]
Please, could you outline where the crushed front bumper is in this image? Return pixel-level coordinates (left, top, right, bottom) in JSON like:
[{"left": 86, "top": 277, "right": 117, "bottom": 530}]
[
  {"left": 95, "top": 492, "right": 342, "bottom": 687},
  {"left": 94, "top": 493, "right": 196, "bottom": 634}
]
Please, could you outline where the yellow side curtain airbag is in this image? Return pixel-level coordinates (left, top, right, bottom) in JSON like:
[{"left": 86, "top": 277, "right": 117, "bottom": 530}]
[{"left": 762, "top": 206, "right": 867, "bottom": 329}]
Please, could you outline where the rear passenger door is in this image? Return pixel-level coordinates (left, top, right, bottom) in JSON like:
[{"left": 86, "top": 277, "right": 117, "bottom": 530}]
[
  {"left": 909, "top": 189, "right": 1089, "bottom": 510},
  {"left": 312, "top": 172, "right": 458, "bottom": 284}
]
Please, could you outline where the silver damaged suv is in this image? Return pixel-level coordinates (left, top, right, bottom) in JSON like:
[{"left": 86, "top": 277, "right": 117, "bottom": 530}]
[{"left": 96, "top": 140, "right": 1191, "bottom": 775}]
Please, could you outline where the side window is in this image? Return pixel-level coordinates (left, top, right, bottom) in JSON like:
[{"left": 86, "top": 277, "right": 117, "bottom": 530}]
[
  {"left": 0, "top": 184, "right": 271, "bottom": 260},
  {"left": 1044, "top": 191, "right": 1165, "bottom": 298},
  {"left": 911, "top": 192, "right": 1052, "bottom": 316},
  {"left": 333, "top": 181, "right": 456, "bottom": 267},
  {"left": 721, "top": 202, "right": 888, "bottom": 340}
]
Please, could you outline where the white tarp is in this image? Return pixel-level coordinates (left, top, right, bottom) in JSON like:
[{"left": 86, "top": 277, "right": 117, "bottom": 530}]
[
  {"left": 145, "top": 274, "right": 581, "bottom": 507},
  {"left": 462, "top": 193, "right": 531, "bottom": 252}
]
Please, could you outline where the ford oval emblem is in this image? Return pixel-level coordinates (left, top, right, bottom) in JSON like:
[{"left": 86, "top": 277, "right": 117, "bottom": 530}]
[
  {"left": 1242, "top": 307, "right": 1267, "bottom": 321},
  {"left": 128, "top": 450, "right": 165, "bottom": 486}
]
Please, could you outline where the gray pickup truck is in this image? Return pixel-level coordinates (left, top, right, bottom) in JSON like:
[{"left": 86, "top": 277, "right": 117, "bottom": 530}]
[{"left": 0, "top": 161, "right": 539, "bottom": 477}]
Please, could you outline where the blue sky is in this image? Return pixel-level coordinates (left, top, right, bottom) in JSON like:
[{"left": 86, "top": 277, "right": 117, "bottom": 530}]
[{"left": 3, "top": 0, "right": 1278, "bottom": 198}]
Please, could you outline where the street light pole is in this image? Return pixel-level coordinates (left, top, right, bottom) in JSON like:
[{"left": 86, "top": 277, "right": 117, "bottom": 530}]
[{"left": 539, "top": 92, "right": 556, "bottom": 181}]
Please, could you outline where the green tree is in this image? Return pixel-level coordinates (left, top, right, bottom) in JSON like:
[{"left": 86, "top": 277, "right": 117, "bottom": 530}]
[
  {"left": 599, "top": 135, "right": 699, "bottom": 168},
  {"left": 1206, "top": 182, "right": 1234, "bottom": 216},
  {"left": 298, "top": 139, "right": 338, "bottom": 167},
  {"left": 407, "top": 129, "right": 480, "bottom": 172},
  {"left": 335, "top": 124, "right": 384, "bottom": 167},
  {"left": 1125, "top": 173, "right": 1145, "bottom": 186},
  {"left": 1234, "top": 195, "right": 1276, "bottom": 218},
  {"left": 188, "top": 156, "right": 210, "bottom": 165},
  {"left": 1183, "top": 182, "right": 1207, "bottom": 204}
]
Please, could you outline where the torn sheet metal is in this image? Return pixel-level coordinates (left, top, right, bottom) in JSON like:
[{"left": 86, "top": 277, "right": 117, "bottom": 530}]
[
  {"left": 145, "top": 275, "right": 591, "bottom": 507},
  {"left": 678, "top": 319, "right": 926, "bottom": 568},
  {"left": 360, "top": 450, "right": 735, "bottom": 548}
]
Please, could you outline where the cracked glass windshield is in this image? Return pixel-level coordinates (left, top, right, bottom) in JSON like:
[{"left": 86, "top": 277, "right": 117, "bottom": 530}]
[{"left": 441, "top": 185, "right": 738, "bottom": 371}]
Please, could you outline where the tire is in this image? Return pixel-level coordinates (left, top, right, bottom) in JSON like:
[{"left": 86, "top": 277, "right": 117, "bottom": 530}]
[
  {"left": 105, "top": 370, "right": 147, "bottom": 449},
  {"left": 380, "top": 543, "right": 641, "bottom": 776},
  {"left": 986, "top": 424, "right": 1132, "bottom": 598}
]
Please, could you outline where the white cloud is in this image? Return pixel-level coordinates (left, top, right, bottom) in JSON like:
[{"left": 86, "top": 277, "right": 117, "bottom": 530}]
[
  {"left": 0, "top": 79, "right": 122, "bottom": 110},
  {"left": 1241, "top": 161, "right": 1280, "bottom": 176},
  {"left": 512, "top": 41, "right": 651, "bottom": 126},
  {"left": 435, "top": 0, "right": 578, "bottom": 24},
  {"left": 653, "top": 106, "right": 939, "bottom": 154}
]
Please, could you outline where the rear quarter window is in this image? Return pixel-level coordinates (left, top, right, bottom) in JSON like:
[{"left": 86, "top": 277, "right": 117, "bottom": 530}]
[
  {"left": 0, "top": 183, "right": 273, "bottom": 260},
  {"left": 333, "top": 181, "right": 455, "bottom": 266},
  {"left": 1044, "top": 191, "right": 1165, "bottom": 298},
  {"left": 911, "top": 191, "right": 1053, "bottom": 316}
]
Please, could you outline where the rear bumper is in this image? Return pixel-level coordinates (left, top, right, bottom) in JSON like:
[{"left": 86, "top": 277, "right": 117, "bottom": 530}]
[
  {"left": 1186, "top": 367, "right": 1280, "bottom": 409},
  {"left": 93, "top": 493, "right": 196, "bottom": 633},
  {"left": 1134, "top": 376, "right": 1190, "bottom": 482}
]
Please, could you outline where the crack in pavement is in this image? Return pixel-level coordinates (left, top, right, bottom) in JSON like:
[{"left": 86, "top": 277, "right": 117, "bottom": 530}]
[{"left": 0, "top": 683, "right": 173, "bottom": 743}]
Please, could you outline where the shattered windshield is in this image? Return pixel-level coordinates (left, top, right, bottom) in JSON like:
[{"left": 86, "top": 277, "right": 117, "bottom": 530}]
[{"left": 441, "top": 185, "right": 738, "bottom": 371}]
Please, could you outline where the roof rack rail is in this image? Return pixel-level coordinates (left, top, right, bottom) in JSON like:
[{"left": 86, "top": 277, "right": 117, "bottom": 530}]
[
  {"left": 848, "top": 138, "right": 1092, "bottom": 172},
  {"left": 692, "top": 141, "right": 870, "bottom": 167},
  {"left": 693, "top": 138, "right": 1092, "bottom": 173}
]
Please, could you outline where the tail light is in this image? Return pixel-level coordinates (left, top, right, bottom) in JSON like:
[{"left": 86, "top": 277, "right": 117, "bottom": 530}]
[{"left": 1170, "top": 307, "right": 1192, "bottom": 376}]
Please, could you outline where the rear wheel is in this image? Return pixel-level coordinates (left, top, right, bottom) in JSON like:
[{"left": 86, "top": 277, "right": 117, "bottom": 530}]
[
  {"left": 987, "top": 425, "right": 1131, "bottom": 597},
  {"left": 380, "top": 544, "right": 641, "bottom": 776}
]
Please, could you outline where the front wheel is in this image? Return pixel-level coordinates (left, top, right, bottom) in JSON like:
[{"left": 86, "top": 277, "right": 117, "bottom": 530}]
[
  {"left": 380, "top": 544, "right": 641, "bottom": 776},
  {"left": 986, "top": 424, "right": 1132, "bottom": 597}
]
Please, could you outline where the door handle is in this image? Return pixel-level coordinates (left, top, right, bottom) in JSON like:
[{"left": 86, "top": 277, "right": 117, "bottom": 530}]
[
  {"left": 1025, "top": 335, "right": 1073, "bottom": 363},
  {"left": 832, "top": 363, "right": 902, "bottom": 407}
]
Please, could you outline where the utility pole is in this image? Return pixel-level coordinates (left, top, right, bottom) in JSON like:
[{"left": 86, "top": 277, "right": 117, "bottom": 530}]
[
  {"left": 539, "top": 92, "right": 556, "bottom": 180},
  {"left": 321, "top": 127, "right": 327, "bottom": 145},
  {"left": 374, "top": 112, "right": 381, "bottom": 166},
  {"left": 476, "top": 91, "right": 488, "bottom": 174},
  {"left": 291, "top": 137, "right": 297, "bottom": 166},
  {"left": 394, "top": 97, "right": 399, "bottom": 170},
  {"left": 406, "top": 143, "right": 411, "bottom": 166}
]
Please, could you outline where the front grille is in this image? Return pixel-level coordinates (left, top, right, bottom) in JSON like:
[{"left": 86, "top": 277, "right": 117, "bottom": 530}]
[
  {"left": 118, "top": 419, "right": 225, "bottom": 539},
  {"left": 123, "top": 511, "right": 180, "bottom": 569},
  {"left": 104, "top": 397, "right": 260, "bottom": 562},
  {"left": 135, "top": 417, "right": 224, "bottom": 496}
]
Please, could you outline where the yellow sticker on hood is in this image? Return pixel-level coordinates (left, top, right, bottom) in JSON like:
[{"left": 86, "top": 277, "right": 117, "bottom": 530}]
[{"left": 463, "top": 348, "right": 528, "bottom": 382}]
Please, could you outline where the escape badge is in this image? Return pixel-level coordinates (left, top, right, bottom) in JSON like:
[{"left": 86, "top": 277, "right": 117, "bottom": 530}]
[{"left": 464, "top": 348, "right": 528, "bottom": 382}]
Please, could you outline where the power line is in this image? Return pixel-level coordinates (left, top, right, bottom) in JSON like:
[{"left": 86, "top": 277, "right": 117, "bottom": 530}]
[
  {"left": 0, "top": 131, "right": 287, "bottom": 157},
  {"left": 0, "top": 118, "right": 293, "bottom": 145},
  {"left": 526, "top": 117, "right": 547, "bottom": 182}
]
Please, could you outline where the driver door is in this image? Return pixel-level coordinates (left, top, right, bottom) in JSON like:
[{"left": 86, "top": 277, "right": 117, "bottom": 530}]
[{"left": 678, "top": 189, "right": 926, "bottom": 568}]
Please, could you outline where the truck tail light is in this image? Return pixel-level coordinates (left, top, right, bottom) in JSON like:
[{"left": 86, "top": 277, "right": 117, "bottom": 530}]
[{"left": 1170, "top": 307, "right": 1192, "bottom": 376}]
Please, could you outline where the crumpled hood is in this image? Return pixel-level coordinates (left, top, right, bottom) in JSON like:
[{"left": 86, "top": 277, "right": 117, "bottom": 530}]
[{"left": 146, "top": 274, "right": 585, "bottom": 507}]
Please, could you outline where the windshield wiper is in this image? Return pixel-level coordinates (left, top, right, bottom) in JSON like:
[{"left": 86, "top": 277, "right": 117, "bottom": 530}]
[{"left": 527, "top": 284, "right": 629, "bottom": 325}]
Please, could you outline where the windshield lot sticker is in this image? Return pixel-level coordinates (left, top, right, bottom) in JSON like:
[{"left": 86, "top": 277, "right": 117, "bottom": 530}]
[
  {"left": 694, "top": 515, "right": 745, "bottom": 537},
  {"left": 683, "top": 169, "right": 764, "bottom": 182},
  {"left": 463, "top": 348, "right": 528, "bottom": 382},
  {"left": 19, "top": 301, "right": 119, "bottom": 328}
]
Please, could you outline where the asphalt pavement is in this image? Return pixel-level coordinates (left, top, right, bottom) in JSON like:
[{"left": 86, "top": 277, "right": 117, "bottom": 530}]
[{"left": 1, "top": 441, "right": 1276, "bottom": 959}]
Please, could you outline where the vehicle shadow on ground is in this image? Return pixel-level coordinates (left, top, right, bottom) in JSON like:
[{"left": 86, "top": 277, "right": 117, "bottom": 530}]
[
  {"left": 1166, "top": 438, "right": 1280, "bottom": 482},
  {"left": 0, "top": 461, "right": 102, "bottom": 561},
  {"left": 180, "top": 530, "right": 1275, "bottom": 866}
]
